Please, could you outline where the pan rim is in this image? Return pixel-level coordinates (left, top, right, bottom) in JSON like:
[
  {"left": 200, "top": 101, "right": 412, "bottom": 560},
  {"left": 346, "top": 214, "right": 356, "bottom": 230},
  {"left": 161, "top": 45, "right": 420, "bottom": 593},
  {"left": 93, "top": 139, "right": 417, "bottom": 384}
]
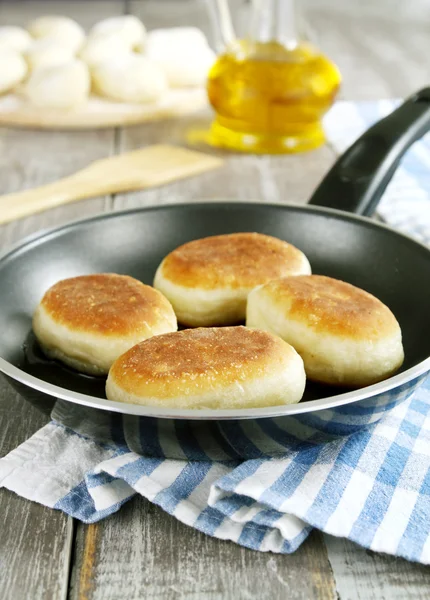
[
  {"left": 0, "top": 200, "right": 429, "bottom": 420},
  {"left": 1, "top": 199, "right": 430, "bottom": 261},
  {"left": 1, "top": 355, "right": 429, "bottom": 419}
]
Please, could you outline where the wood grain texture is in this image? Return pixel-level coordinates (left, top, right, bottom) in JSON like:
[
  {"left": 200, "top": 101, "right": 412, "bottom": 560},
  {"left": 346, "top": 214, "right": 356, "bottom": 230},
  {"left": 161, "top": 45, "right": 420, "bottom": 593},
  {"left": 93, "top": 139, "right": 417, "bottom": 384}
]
[
  {"left": 0, "top": 378, "right": 73, "bottom": 600},
  {"left": 113, "top": 111, "right": 336, "bottom": 210},
  {"left": 0, "top": 144, "right": 222, "bottom": 225},
  {"left": 0, "top": 125, "right": 114, "bottom": 600},
  {"left": 0, "top": 0, "right": 124, "bottom": 30},
  {"left": 0, "top": 124, "right": 114, "bottom": 600},
  {"left": 0, "top": 6, "right": 119, "bottom": 600},
  {"left": 70, "top": 496, "right": 336, "bottom": 600},
  {"left": 129, "top": 0, "right": 214, "bottom": 41},
  {"left": 325, "top": 535, "right": 430, "bottom": 600},
  {"left": 0, "top": 127, "right": 114, "bottom": 248},
  {"left": 304, "top": 0, "right": 430, "bottom": 99}
]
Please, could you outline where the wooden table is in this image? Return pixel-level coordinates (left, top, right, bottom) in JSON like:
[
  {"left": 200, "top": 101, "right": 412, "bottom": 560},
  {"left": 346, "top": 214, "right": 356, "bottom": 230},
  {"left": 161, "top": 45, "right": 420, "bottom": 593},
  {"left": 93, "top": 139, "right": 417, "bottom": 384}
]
[{"left": 1, "top": 1, "right": 429, "bottom": 598}]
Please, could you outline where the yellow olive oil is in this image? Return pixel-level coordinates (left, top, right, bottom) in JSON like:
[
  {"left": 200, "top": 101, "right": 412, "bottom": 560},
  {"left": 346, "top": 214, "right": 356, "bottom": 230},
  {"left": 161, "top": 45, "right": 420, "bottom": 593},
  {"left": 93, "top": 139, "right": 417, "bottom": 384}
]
[{"left": 207, "top": 40, "right": 341, "bottom": 153}]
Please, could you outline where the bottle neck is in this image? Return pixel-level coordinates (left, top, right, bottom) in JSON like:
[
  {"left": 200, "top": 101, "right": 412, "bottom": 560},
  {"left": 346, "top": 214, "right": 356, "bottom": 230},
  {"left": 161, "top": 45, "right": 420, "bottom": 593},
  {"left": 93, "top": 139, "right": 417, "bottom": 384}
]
[
  {"left": 249, "top": 0, "right": 298, "bottom": 49},
  {"left": 206, "top": 0, "right": 237, "bottom": 52}
]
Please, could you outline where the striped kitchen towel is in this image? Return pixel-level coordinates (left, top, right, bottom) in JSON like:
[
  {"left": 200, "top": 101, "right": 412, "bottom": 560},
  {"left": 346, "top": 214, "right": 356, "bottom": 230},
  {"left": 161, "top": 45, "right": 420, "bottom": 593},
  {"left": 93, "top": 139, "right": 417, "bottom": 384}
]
[{"left": 1, "top": 100, "right": 429, "bottom": 563}]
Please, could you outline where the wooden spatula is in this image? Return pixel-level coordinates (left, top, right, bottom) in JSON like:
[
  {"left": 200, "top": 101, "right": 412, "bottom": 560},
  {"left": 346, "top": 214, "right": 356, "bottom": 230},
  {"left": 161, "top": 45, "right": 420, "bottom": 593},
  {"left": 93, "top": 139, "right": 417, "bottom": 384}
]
[{"left": 0, "top": 144, "right": 224, "bottom": 225}]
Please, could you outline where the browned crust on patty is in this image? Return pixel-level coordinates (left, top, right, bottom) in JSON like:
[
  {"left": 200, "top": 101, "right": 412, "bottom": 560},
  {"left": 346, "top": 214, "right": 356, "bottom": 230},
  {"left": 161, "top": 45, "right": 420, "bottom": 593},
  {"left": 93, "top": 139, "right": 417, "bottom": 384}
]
[
  {"left": 38, "top": 274, "right": 175, "bottom": 336},
  {"left": 262, "top": 275, "right": 399, "bottom": 339},
  {"left": 158, "top": 233, "right": 308, "bottom": 290},
  {"left": 108, "top": 326, "right": 293, "bottom": 398}
]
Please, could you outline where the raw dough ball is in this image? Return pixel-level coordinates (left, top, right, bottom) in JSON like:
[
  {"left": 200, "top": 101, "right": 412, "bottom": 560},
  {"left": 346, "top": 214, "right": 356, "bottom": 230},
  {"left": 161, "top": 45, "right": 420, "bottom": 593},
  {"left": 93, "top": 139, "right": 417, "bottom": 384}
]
[
  {"left": 89, "top": 15, "right": 146, "bottom": 51},
  {"left": 0, "top": 26, "right": 32, "bottom": 53},
  {"left": 0, "top": 50, "right": 28, "bottom": 94},
  {"left": 146, "top": 27, "right": 209, "bottom": 55},
  {"left": 25, "top": 38, "right": 76, "bottom": 71},
  {"left": 26, "top": 15, "right": 85, "bottom": 52},
  {"left": 92, "top": 54, "right": 167, "bottom": 103},
  {"left": 153, "top": 45, "right": 216, "bottom": 87},
  {"left": 25, "top": 59, "right": 90, "bottom": 108},
  {"left": 79, "top": 34, "right": 130, "bottom": 67},
  {"left": 146, "top": 28, "right": 216, "bottom": 87}
]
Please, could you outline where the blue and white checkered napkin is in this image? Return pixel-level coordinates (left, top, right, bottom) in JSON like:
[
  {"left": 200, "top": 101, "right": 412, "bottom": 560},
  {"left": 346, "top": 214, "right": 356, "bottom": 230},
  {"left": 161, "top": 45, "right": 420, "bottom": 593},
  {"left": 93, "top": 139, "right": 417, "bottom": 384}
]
[{"left": 1, "top": 101, "right": 430, "bottom": 563}]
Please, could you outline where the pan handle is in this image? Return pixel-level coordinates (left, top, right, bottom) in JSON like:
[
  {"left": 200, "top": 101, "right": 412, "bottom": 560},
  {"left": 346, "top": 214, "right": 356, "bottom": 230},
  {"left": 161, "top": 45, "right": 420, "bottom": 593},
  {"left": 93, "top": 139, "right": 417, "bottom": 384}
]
[{"left": 308, "top": 87, "right": 430, "bottom": 216}]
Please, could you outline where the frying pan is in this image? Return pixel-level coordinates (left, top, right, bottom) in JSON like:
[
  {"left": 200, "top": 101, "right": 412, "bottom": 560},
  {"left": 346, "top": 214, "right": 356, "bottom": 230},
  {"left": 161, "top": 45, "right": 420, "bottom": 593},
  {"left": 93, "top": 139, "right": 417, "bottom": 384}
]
[{"left": 1, "top": 89, "right": 430, "bottom": 460}]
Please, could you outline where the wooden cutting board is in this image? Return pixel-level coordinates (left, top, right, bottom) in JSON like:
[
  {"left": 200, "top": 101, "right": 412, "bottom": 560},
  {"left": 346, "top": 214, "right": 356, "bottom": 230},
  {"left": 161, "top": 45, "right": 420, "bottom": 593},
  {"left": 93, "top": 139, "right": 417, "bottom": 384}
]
[{"left": 0, "top": 88, "right": 208, "bottom": 130}]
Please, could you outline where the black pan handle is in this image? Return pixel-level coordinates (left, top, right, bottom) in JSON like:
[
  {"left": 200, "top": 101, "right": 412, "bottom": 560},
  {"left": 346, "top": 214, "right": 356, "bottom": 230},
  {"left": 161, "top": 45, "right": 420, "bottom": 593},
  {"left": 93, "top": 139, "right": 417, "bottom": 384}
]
[{"left": 308, "top": 87, "right": 430, "bottom": 216}]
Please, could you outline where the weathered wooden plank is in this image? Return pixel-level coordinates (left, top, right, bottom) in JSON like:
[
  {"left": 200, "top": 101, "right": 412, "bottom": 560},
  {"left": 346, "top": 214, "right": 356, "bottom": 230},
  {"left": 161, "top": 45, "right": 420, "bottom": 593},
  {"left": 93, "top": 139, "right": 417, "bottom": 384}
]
[
  {"left": 70, "top": 496, "right": 336, "bottom": 600},
  {"left": 325, "top": 535, "right": 430, "bottom": 600},
  {"left": 0, "top": 127, "right": 115, "bottom": 249},
  {"left": 0, "top": 121, "right": 116, "bottom": 600},
  {"left": 0, "top": 377, "right": 73, "bottom": 600},
  {"left": 0, "top": 0, "right": 123, "bottom": 30},
  {"left": 305, "top": 2, "right": 430, "bottom": 99},
  {"left": 129, "top": 0, "right": 213, "bottom": 39},
  {"left": 111, "top": 111, "right": 336, "bottom": 210},
  {"left": 303, "top": 0, "right": 430, "bottom": 22},
  {"left": 0, "top": 127, "right": 115, "bottom": 600},
  {"left": 0, "top": 3, "right": 121, "bottom": 598}
]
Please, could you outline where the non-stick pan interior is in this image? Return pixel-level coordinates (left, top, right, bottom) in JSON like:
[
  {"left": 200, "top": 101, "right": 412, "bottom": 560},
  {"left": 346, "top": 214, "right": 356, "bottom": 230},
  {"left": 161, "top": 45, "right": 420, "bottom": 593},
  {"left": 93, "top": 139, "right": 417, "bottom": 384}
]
[{"left": 0, "top": 203, "right": 429, "bottom": 401}]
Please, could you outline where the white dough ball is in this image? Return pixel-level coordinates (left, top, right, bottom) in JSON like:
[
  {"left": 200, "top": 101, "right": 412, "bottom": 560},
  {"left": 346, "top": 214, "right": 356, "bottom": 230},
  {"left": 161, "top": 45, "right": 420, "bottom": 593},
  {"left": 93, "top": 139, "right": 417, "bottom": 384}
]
[
  {"left": 146, "top": 27, "right": 209, "bottom": 56},
  {"left": 89, "top": 15, "right": 146, "bottom": 51},
  {"left": 146, "top": 27, "right": 215, "bottom": 87},
  {"left": 0, "top": 26, "right": 32, "bottom": 53},
  {"left": 25, "top": 59, "right": 90, "bottom": 108},
  {"left": 26, "top": 38, "right": 76, "bottom": 71},
  {"left": 0, "top": 50, "right": 28, "bottom": 93},
  {"left": 79, "top": 34, "right": 130, "bottom": 67},
  {"left": 26, "top": 16, "right": 85, "bottom": 52},
  {"left": 151, "top": 45, "right": 216, "bottom": 87},
  {"left": 92, "top": 54, "right": 167, "bottom": 103}
]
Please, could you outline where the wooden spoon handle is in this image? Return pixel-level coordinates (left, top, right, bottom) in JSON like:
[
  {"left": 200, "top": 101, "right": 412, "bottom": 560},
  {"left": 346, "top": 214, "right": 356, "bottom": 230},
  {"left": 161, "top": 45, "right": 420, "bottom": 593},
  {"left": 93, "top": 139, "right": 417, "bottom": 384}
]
[
  {"left": 0, "top": 145, "right": 224, "bottom": 225},
  {"left": 0, "top": 174, "right": 109, "bottom": 225}
]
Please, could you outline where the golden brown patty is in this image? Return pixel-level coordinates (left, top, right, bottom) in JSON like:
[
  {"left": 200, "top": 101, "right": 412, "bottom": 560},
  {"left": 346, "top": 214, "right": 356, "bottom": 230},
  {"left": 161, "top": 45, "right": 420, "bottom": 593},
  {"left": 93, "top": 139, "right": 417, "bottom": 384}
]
[
  {"left": 260, "top": 275, "right": 399, "bottom": 339},
  {"left": 38, "top": 273, "right": 173, "bottom": 335},
  {"left": 106, "top": 326, "right": 306, "bottom": 409},
  {"left": 153, "top": 232, "right": 311, "bottom": 326},
  {"left": 246, "top": 275, "right": 404, "bottom": 387},
  {"left": 33, "top": 273, "right": 177, "bottom": 375}
]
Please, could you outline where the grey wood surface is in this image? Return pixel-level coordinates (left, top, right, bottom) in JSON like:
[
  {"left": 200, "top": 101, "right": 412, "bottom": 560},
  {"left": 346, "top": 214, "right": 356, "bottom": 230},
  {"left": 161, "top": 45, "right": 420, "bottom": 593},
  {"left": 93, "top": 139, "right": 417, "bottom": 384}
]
[
  {"left": 0, "top": 1, "right": 429, "bottom": 599},
  {"left": 70, "top": 499, "right": 335, "bottom": 600},
  {"left": 303, "top": 0, "right": 430, "bottom": 100},
  {"left": 0, "top": 380, "right": 73, "bottom": 600}
]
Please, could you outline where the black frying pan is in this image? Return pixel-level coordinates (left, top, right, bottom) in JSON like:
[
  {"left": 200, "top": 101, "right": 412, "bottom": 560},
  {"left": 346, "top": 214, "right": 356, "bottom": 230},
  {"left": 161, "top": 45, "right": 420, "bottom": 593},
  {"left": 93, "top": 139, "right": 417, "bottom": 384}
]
[{"left": 0, "top": 89, "right": 429, "bottom": 458}]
